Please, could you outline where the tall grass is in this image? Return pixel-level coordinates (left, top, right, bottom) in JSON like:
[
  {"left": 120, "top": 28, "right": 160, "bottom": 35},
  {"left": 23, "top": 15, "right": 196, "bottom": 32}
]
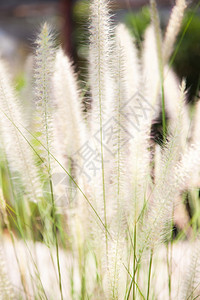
[{"left": 0, "top": 0, "right": 200, "bottom": 299}]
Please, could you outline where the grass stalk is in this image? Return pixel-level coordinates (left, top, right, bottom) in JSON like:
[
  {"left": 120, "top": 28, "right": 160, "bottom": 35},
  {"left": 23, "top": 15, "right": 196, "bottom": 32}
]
[
  {"left": 146, "top": 249, "right": 153, "bottom": 300},
  {"left": 49, "top": 178, "right": 63, "bottom": 300},
  {"left": 133, "top": 223, "right": 137, "bottom": 300}
]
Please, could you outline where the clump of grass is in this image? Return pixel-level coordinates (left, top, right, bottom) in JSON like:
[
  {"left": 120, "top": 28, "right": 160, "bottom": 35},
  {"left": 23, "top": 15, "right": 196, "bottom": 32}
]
[{"left": 0, "top": 0, "right": 200, "bottom": 299}]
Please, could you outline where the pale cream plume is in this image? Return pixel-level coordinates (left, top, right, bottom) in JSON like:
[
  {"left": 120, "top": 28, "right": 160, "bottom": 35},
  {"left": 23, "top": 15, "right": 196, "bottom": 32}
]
[
  {"left": 142, "top": 25, "right": 160, "bottom": 116},
  {"left": 0, "top": 59, "right": 42, "bottom": 203},
  {"left": 163, "top": 0, "right": 187, "bottom": 64}
]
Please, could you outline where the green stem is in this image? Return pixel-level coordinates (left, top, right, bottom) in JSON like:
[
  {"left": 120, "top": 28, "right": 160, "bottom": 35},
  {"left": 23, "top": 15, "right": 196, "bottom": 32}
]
[
  {"left": 49, "top": 178, "right": 63, "bottom": 300},
  {"left": 146, "top": 249, "right": 153, "bottom": 300},
  {"left": 126, "top": 226, "right": 139, "bottom": 300},
  {"left": 133, "top": 224, "right": 137, "bottom": 300}
]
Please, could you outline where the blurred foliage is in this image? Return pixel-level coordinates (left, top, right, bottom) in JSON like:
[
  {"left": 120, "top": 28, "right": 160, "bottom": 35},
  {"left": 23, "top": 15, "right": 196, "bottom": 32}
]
[
  {"left": 173, "top": 11, "right": 200, "bottom": 100},
  {"left": 124, "top": 6, "right": 151, "bottom": 47},
  {"left": 15, "top": 72, "right": 26, "bottom": 92}
]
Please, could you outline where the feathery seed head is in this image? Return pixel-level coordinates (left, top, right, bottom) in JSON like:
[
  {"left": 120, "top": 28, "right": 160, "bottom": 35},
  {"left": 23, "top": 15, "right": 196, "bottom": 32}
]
[{"left": 163, "top": 0, "right": 187, "bottom": 63}]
